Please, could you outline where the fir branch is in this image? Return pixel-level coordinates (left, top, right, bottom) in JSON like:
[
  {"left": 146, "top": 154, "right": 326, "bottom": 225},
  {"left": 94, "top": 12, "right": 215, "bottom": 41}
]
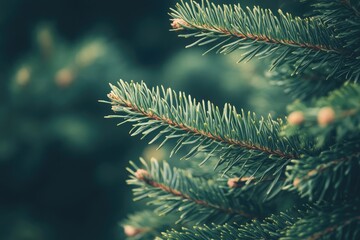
[
  {"left": 306, "top": 216, "right": 360, "bottom": 240},
  {"left": 137, "top": 170, "right": 251, "bottom": 217},
  {"left": 170, "top": 0, "right": 340, "bottom": 53},
  {"left": 283, "top": 83, "right": 360, "bottom": 148},
  {"left": 127, "top": 158, "right": 261, "bottom": 224},
  {"left": 169, "top": 0, "right": 348, "bottom": 78},
  {"left": 340, "top": 0, "right": 360, "bottom": 16},
  {"left": 285, "top": 141, "right": 360, "bottom": 202},
  {"left": 282, "top": 202, "right": 360, "bottom": 240},
  {"left": 303, "top": 0, "right": 360, "bottom": 81},
  {"left": 159, "top": 208, "right": 305, "bottom": 239},
  {"left": 104, "top": 80, "right": 302, "bottom": 182},
  {"left": 270, "top": 66, "right": 345, "bottom": 100}
]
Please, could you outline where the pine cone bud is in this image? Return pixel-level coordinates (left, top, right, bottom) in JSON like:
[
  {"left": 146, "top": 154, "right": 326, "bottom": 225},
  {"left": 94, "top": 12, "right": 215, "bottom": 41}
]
[
  {"left": 287, "top": 111, "right": 304, "bottom": 125},
  {"left": 55, "top": 68, "right": 74, "bottom": 87},
  {"left": 317, "top": 107, "right": 335, "bottom": 126},
  {"left": 227, "top": 178, "right": 240, "bottom": 188},
  {"left": 123, "top": 225, "right": 141, "bottom": 237},
  {"left": 135, "top": 169, "right": 149, "bottom": 181},
  {"left": 293, "top": 178, "right": 301, "bottom": 187},
  {"left": 171, "top": 18, "right": 190, "bottom": 30}
]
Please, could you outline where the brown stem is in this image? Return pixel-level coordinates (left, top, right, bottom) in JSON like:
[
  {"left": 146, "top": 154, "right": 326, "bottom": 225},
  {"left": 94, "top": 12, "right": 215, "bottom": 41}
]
[
  {"left": 307, "top": 216, "right": 360, "bottom": 240},
  {"left": 181, "top": 20, "right": 341, "bottom": 54},
  {"left": 297, "top": 151, "right": 360, "bottom": 186},
  {"left": 108, "top": 92, "right": 298, "bottom": 160},
  {"left": 136, "top": 169, "right": 256, "bottom": 219}
]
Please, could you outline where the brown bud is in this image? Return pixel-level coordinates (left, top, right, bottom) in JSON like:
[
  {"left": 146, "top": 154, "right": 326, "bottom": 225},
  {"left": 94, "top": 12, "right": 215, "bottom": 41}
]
[
  {"left": 123, "top": 225, "right": 142, "bottom": 237},
  {"left": 171, "top": 18, "right": 190, "bottom": 30},
  {"left": 287, "top": 111, "right": 304, "bottom": 125},
  {"left": 55, "top": 68, "right": 74, "bottom": 87},
  {"left": 317, "top": 107, "right": 336, "bottom": 127},
  {"left": 135, "top": 169, "right": 149, "bottom": 181},
  {"left": 293, "top": 178, "right": 301, "bottom": 187},
  {"left": 227, "top": 178, "right": 240, "bottom": 188},
  {"left": 107, "top": 91, "right": 121, "bottom": 102}
]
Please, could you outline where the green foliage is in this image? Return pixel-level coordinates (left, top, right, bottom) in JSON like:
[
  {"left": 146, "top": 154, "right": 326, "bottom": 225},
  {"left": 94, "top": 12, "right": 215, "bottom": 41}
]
[
  {"left": 282, "top": 201, "right": 360, "bottom": 240},
  {"left": 170, "top": 0, "right": 360, "bottom": 100},
  {"left": 283, "top": 83, "right": 360, "bottom": 147},
  {"left": 126, "top": 158, "right": 261, "bottom": 224},
  {"left": 104, "top": 80, "right": 306, "bottom": 196},
  {"left": 160, "top": 208, "right": 305, "bottom": 239},
  {"left": 270, "top": 66, "right": 345, "bottom": 100},
  {"left": 170, "top": 0, "right": 344, "bottom": 78},
  {"left": 303, "top": 0, "right": 360, "bottom": 82},
  {"left": 102, "top": 0, "right": 360, "bottom": 239},
  {"left": 285, "top": 141, "right": 360, "bottom": 202}
]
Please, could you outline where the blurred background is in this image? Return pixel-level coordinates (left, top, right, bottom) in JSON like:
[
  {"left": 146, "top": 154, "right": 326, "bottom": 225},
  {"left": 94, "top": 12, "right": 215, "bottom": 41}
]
[{"left": 0, "top": 0, "right": 303, "bottom": 239}]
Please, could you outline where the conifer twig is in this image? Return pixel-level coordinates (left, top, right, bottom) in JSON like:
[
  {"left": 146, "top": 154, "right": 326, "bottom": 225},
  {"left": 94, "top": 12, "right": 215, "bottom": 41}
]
[
  {"left": 127, "top": 159, "right": 261, "bottom": 224},
  {"left": 135, "top": 168, "right": 254, "bottom": 218}
]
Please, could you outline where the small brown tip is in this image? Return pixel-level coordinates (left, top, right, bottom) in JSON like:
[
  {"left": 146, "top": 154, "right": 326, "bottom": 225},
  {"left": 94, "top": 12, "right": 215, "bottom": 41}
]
[
  {"left": 317, "top": 107, "right": 335, "bottom": 127},
  {"left": 123, "top": 225, "right": 142, "bottom": 237},
  {"left": 287, "top": 111, "right": 305, "bottom": 125},
  {"left": 171, "top": 18, "right": 190, "bottom": 30},
  {"left": 135, "top": 169, "right": 149, "bottom": 181}
]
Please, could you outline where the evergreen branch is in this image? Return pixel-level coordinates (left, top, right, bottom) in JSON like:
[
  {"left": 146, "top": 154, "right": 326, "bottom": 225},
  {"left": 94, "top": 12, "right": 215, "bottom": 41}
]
[
  {"left": 282, "top": 202, "right": 360, "bottom": 240},
  {"left": 283, "top": 83, "right": 360, "bottom": 148},
  {"left": 224, "top": 175, "right": 288, "bottom": 203},
  {"left": 303, "top": 0, "right": 360, "bottom": 81},
  {"left": 307, "top": 0, "right": 360, "bottom": 18},
  {"left": 138, "top": 171, "right": 250, "bottom": 217},
  {"left": 284, "top": 141, "right": 360, "bottom": 202},
  {"left": 108, "top": 81, "right": 295, "bottom": 159},
  {"left": 127, "top": 158, "right": 261, "bottom": 224},
  {"left": 340, "top": 0, "right": 360, "bottom": 16},
  {"left": 169, "top": 0, "right": 347, "bottom": 77},
  {"left": 104, "top": 80, "right": 302, "bottom": 175},
  {"left": 159, "top": 208, "right": 305, "bottom": 239},
  {"left": 306, "top": 216, "right": 360, "bottom": 240},
  {"left": 270, "top": 66, "right": 345, "bottom": 100},
  {"left": 170, "top": 0, "right": 340, "bottom": 53}
]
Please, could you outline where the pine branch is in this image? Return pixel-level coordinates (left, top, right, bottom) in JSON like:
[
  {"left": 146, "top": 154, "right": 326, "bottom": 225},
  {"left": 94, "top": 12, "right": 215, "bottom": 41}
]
[
  {"left": 282, "top": 201, "right": 360, "bottom": 240},
  {"left": 270, "top": 66, "right": 345, "bottom": 100},
  {"left": 126, "top": 158, "right": 261, "bottom": 224},
  {"left": 284, "top": 141, "right": 360, "bottom": 202},
  {"left": 340, "top": 0, "right": 360, "bottom": 16},
  {"left": 103, "top": 80, "right": 302, "bottom": 177},
  {"left": 159, "top": 208, "right": 305, "bottom": 239},
  {"left": 303, "top": 0, "right": 360, "bottom": 81},
  {"left": 283, "top": 83, "right": 360, "bottom": 148},
  {"left": 169, "top": 0, "right": 348, "bottom": 78},
  {"left": 224, "top": 174, "right": 288, "bottom": 202}
]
